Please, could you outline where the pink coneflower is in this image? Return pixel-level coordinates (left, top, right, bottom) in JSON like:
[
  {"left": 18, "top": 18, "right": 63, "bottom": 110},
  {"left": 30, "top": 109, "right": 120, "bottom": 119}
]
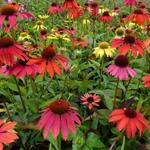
[
  {"left": 111, "top": 34, "right": 144, "bottom": 58},
  {"left": 109, "top": 108, "right": 149, "bottom": 138},
  {"left": 53, "top": 28, "right": 76, "bottom": 35},
  {"left": 9, "top": 59, "right": 39, "bottom": 78},
  {"left": 126, "top": 8, "right": 149, "bottom": 25},
  {"left": 0, "top": 37, "right": 28, "bottom": 66},
  {"left": 27, "top": 44, "right": 69, "bottom": 78},
  {"left": 0, "top": 4, "right": 34, "bottom": 31},
  {"left": 0, "top": 119, "right": 18, "bottom": 150},
  {"left": 71, "top": 37, "right": 88, "bottom": 48},
  {"left": 37, "top": 99, "right": 81, "bottom": 140},
  {"left": 40, "top": 29, "right": 48, "bottom": 40},
  {"left": 143, "top": 74, "right": 150, "bottom": 87},
  {"left": 99, "top": 11, "right": 113, "bottom": 22},
  {"left": 48, "top": 3, "right": 62, "bottom": 14},
  {"left": 124, "top": 0, "right": 137, "bottom": 6},
  {"left": 107, "top": 55, "right": 136, "bottom": 80},
  {"left": 81, "top": 93, "right": 100, "bottom": 110}
]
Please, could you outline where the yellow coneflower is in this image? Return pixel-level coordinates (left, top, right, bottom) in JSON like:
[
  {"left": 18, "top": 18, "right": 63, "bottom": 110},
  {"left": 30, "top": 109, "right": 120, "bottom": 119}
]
[
  {"left": 83, "top": 18, "right": 90, "bottom": 25},
  {"left": 38, "top": 15, "right": 49, "bottom": 20},
  {"left": 125, "top": 22, "right": 142, "bottom": 30},
  {"left": 93, "top": 41, "right": 115, "bottom": 58},
  {"left": 47, "top": 33, "right": 70, "bottom": 42},
  {"left": 98, "top": 5, "right": 108, "bottom": 14},
  {"left": 18, "top": 32, "right": 31, "bottom": 42},
  {"left": 33, "top": 21, "right": 47, "bottom": 30}
]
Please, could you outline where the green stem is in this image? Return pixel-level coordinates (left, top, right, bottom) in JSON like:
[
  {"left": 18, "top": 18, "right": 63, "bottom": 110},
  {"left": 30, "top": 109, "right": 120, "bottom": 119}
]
[
  {"left": 14, "top": 77, "right": 26, "bottom": 112},
  {"left": 113, "top": 79, "right": 119, "bottom": 108},
  {"left": 58, "top": 135, "right": 61, "bottom": 150},
  {"left": 123, "top": 78, "right": 132, "bottom": 101},
  {"left": 3, "top": 101, "right": 13, "bottom": 121}
]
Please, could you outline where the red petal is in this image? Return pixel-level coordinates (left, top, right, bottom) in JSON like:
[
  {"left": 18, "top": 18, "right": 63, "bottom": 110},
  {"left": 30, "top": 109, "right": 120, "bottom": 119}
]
[{"left": 47, "top": 61, "right": 54, "bottom": 78}]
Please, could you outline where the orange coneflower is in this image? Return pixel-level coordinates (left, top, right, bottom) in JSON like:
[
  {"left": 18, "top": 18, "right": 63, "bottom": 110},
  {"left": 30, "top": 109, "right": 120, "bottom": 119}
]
[
  {"left": 109, "top": 108, "right": 149, "bottom": 138},
  {"left": 126, "top": 8, "right": 150, "bottom": 25},
  {"left": 27, "top": 44, "right": 69, "bottom": 78},
  {"left": 71, "top": 37, "right": 88, "bottom": 48}
]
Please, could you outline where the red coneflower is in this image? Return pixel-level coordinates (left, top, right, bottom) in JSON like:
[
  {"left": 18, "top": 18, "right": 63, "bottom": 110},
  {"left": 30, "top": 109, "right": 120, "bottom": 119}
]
[
  {"left": 143, "top": 74, "right": 150, "bottom": 87},
  {"left": 124, "top": 0, "right": 137, "bottom": 6},
  {"left": 37, "top": 99, "right": 81, "bottom": 140},
  {"left": 126, "top": 8, "right": 150, "bottom": 25},
  {"left": 62, "top": 0, "right": 79, "bottom": 10},
  {"left": 9, "top": 59, "right": 39, "bottom": 78},
  {"left": 0, "top": 119, "right": 18, "bottom": 150},
  {"left": 48, "top": 2, "right": 62, "bottom": 14},
  {"left": 27, "top": 44, "right": 69, "bottom": 78},
  {"left": 71, "top": 37, "right": 88, "bottom": 48},
  {"left": 109, "top": 108, "right": 149, "bottom": 138},
  {"left": 111, "top": 34, "right": 144, "bottom": 58},
  {"left": 0, "top": 37, "right": 28, "bottom": 66},
  {"left": 81, "top": 93, "right": 100, "bottom": 110},
  {"left": 0, "top": 4, "right": 34, "bottom": 31},
  {"left": 107, "top": 55, "right": 136, "bottom": 80},
  {"left": 99, "top": 11, "right": 113, "bottom": 22}
]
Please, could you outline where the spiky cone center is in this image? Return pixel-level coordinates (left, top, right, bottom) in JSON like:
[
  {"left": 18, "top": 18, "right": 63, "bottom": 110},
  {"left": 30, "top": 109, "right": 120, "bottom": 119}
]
[
  {"left": 124, "top": 35, "right": 135, "bottom": 44},
  {"left": 0, "top": 5, "right": 17, "bottom": 16},
  {"left": 134, "top": 9, "right": 144, "bottom": 15},
  {"left": 66, "top": 0, "right": 74, "bottom": 2},
  {"left": 98, "top": 41, "right": 109, "bottom": 49},
  {"left": 90, "top": 2, "right": 98, "bottom": 8},
  {"left": 103, "top": 11, "right": 110, "bottom": 16},
  {"left": 87, "top": 96, "right": 94, "bottom": 103},
  {"left": 115, "top": 28, "right": 124, "bottom": 36},
  {"left": 50, "top": 99, "right": 70, "bottom": 114},
  {"left": 36, "top": 21, "right": 43, "bottom": 26},
  {"left": 51, "top": 2, "right": 57, "bottom": 7},
  {"left": 41, "top": 45, "right": 56, "bottom": 60},
  {"left": 0, "top": 37, "right": 14, "bottom": 48},
  {"left": 115, "top": 55, "right": 129, "bottom": 67},
  {"left": 40, "top": 29, "right": 47, "bottom": 36},
  {"left": 124, "top": 109, "right": 137, "bottom": 118},
  {"left": 18, "top": 59, "right": 28, "bottom": 65}
]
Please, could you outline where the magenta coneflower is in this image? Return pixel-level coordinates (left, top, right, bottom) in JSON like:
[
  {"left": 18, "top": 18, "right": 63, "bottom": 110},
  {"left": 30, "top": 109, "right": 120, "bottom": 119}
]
[
  {"left": 99, "top": 11, "right": 113, "bottom": 22},
  {"left": 81, "top": 93, "right": 100, "bottom": 110},
  {"left": 37, "top": 99, "right": 81, "bottom": 140},
  {"left": 111, "top": 34, "right": 144, "bottom": 58},
  {"left": 88, "top": 1, "right": 99, "bottom": 16},
  {"left": 124, "top": 0, "right": 137, "bottom": 6},
  {"left": 0, "top": 37, "right": 28, "bottom": 66},
  {"left": 109, "top": 108, "right": 149, "bottom": 138},
  {"left": 0, "top": 4, "right": 34, "bottom": 31},
  {"left": 9, "top": 59, "right": 39, "bottom": 78},
  {"left": 107, "top": 55, "right": 136, "bottom": 80}
]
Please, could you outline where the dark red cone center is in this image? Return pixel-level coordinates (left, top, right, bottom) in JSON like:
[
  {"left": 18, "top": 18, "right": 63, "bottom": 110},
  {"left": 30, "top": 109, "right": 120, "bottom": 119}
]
[
  {"left": 87, "top": 96, "right": 94, "bottom": 103},
  {"left": 0, "top": 37, "right": 14, "bottom": 48},
  {"left": 124, "top": 35, "right": 135, "bottom": 44},
  {"left": 41, "top": 45, "right": 56, "bottom": 60},
  {"left": 124, "top": 109, "right": 137, "bottom": 118},
  {"left": 103, "top": 11, "right": 110, "bottom": 16},
  {"left": 115, "top": 55, "right": 129, "bottom": 67},
  {"left": 134, "top": 9, "right": 144, "bottom": 15},
  {"left": 50, "top": 99, "right": 70, "bottom": 114}
]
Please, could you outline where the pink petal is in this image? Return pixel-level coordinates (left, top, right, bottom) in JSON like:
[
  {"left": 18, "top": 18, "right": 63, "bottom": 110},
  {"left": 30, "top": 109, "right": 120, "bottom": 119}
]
[{"left": 61, "top": 114, "right": 68, "bottom": 140}]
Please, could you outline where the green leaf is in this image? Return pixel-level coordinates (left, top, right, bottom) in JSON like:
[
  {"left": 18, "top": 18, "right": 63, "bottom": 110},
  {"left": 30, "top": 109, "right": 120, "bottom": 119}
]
[
  {"left": 47, "top": 133, "right": 59, "bottom": 150},
  {"left": 86, "top": 133, "right": 105, "bottom": 148}
]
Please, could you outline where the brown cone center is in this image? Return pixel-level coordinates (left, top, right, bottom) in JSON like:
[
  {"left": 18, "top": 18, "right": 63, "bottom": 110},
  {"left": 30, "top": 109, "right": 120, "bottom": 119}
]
[
  {"left": 115, "top": 55, "right": 129, "bottom": 67},
  {"left": 50, "top": 99, "right": 70, "bottom": 114},
  {"left": 41, "top": 45, "right": 56, "bottom": 60},
  {"left": 124, "top": 109, "right": 137, "bottom": 118},
  {"left": 1, "top": 5, "right": 17, "bottom": 16},
  {"left": 87, "top": 96, "right": 94, "bottom": 103},
  {"left": 0, "top": 37, "right": 14, "bottom": 48},
  {"left": 124, "top": 35, "right": 135, "bottom": 44}
]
